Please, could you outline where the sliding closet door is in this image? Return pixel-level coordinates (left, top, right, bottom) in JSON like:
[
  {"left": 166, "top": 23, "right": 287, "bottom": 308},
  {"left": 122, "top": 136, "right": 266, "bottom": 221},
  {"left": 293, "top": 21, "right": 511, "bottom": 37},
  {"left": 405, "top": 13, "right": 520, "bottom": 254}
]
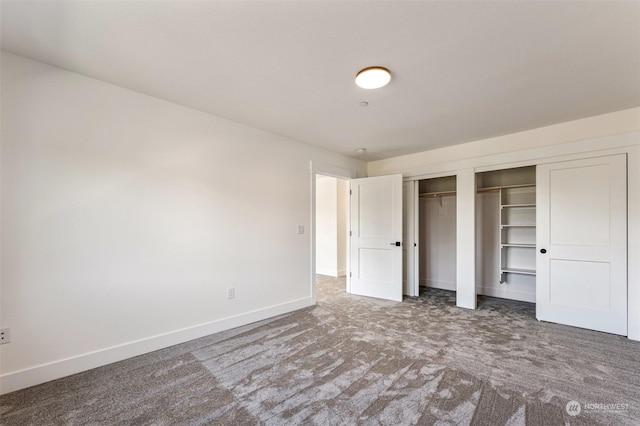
[{"left": 537, "top": 154, "right": 627, "bottom": 335}]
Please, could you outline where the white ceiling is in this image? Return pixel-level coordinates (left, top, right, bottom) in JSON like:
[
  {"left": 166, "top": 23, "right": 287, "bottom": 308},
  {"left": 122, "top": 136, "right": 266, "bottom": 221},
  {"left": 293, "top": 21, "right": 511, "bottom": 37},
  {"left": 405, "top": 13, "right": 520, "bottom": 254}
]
[{"left": 2, "top": 1, "right": 639, "bottom": 161}]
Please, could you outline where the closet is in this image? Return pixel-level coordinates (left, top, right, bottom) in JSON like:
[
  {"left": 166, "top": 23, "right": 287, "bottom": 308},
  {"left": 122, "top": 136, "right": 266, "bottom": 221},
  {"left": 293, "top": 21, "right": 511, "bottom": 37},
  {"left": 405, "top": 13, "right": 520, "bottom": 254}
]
[
  {"left": 476, "top": 166, "right": 536, "bottom": 303},
  {"left": 418, "top": 176, "right": 457, "bottom": 292}
]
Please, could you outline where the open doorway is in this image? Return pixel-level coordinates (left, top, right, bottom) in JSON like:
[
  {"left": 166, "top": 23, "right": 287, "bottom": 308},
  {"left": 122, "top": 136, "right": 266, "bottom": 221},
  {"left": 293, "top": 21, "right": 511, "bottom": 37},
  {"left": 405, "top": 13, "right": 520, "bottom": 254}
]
[
  {"left": 475, "top": 166, "right": 536, "bottom": 304},
  {"left": 315, "top": 175, "right": 349, "bottom": 278},
  {"left": 310, "top": 162, "right": 357, "bottom": 303}
]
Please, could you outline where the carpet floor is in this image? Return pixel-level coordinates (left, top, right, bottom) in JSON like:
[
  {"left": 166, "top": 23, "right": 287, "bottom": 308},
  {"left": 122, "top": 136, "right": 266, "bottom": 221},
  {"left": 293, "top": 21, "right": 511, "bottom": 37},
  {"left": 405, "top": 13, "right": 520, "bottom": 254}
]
[{"left": 1, "top": 275, "right": 639, "bottom": 425}]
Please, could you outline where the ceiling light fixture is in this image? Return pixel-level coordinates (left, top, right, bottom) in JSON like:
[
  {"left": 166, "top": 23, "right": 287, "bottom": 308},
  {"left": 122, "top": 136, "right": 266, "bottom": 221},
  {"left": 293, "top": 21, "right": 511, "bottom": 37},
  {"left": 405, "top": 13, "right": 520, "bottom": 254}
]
[
  {"left": 355, "top": 67, "right": 391, "bottom": 89},
  {"left": 355, "top": 148, "right": 367, "bottom": 154}
]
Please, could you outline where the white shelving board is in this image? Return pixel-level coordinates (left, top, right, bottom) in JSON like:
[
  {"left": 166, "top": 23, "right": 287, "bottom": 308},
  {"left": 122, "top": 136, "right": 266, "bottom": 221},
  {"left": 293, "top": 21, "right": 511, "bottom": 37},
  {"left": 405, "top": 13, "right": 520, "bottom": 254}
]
[
  {"left": 500, "top": 267, "right": 536, "bottom": 276},
  {"left": 499, "top": 185, "right": 536, "bottom": 282}
]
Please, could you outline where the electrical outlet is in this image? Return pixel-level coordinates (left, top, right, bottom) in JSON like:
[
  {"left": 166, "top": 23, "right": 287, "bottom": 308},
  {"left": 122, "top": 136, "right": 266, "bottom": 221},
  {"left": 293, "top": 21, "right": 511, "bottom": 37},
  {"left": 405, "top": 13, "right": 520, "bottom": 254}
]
[
  {"left": 297, "top": 225, "right": 305, "bottom": 234},
  {"left": 227, "top": 287, "right": 235, "bottom": 300},
  {"left": 0, "top": 327, "right": 10, "bottom": 344}
]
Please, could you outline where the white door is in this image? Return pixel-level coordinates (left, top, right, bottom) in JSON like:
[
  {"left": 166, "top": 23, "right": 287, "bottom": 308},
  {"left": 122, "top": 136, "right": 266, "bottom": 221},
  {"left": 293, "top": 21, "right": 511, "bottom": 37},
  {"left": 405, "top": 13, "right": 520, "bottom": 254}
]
[
  {"left": 349, "top": 174, "right": 403, "bottom": 301},
  {"left": 403, "top": 181, "right": 418, "bottom": 297},
  {"left": 537, "top": 154, "right": 627, "bottom": 335}
]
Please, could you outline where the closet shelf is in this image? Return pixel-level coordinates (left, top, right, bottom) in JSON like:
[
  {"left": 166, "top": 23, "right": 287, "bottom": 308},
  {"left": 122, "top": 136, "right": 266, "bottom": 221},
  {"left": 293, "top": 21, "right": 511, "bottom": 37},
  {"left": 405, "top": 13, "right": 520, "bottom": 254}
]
[
  {"left": 501, "top": 243, "right": 536, "bottom": 248},
  {"left": 500, "top": 224, "right": 535, "bottom": 228},
  {"left": 501, "top": 204, "right": 536, "bottom": 209},
  {"left": 477, "top": 183, "right": 536, "bottom": 193},
  {"left": 501, "top": 267, "right": 536, "bottom": 276}
]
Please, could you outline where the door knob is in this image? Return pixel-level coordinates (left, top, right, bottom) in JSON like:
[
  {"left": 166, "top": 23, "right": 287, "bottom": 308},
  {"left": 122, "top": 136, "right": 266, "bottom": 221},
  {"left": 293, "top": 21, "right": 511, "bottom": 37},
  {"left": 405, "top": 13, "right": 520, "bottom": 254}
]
[
  {"left": 389, "top": 242, "right": 401, "bottom": 246},
  {"left": 540, "top": 248, "right": 547, "bottom": 254}
]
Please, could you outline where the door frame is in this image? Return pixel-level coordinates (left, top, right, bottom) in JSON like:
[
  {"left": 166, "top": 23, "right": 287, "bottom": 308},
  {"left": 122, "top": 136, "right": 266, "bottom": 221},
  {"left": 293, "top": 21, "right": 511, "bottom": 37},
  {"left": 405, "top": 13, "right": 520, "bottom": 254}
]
[
  {"left": 404, "top": 171, "right": 468, "bottom": 305},
  {"left": 310, "top": 162, "right": 358, "bottom": 303}
]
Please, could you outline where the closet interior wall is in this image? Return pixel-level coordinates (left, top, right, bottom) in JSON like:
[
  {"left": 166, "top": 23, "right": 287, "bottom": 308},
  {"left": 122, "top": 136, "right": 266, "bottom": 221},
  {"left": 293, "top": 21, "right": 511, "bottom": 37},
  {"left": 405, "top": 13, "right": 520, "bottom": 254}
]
[
  {"left": 418, "top": 176, "right": 457, "bottom": 292},
  {"left": 476, "top": 166, "right": 536, "bottom": 303}
]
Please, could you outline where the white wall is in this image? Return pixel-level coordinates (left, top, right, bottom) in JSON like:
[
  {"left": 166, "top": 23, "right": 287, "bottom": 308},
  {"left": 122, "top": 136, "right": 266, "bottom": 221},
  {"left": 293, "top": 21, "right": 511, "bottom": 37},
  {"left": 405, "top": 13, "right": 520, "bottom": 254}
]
[
  {"left": 455, "top": 169, "right": 477, "bottom": 309},
  {"left": 314, "top": 176, "right": 347, "bottom": 277},
  {"left": 475, "top": 191, "right": 500, "bottom": 296},
  {"left": 419, "top": 196, "right": 456, "bottom": 291},
  {"left": 368, "top": 108, "right": 640, "bottom": 176},
  {"left": 0, "top": 52, "right": 366, "bottom": 393},
  {"left": 315, "top": 176, "right": 338, "bottom": 276}
]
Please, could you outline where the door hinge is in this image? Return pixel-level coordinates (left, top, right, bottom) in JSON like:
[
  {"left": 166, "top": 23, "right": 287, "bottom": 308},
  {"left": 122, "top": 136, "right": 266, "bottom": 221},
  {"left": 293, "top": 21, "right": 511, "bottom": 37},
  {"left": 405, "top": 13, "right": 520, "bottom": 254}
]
[
  {"left": 349, "top": 230, "right": 352, "bottom": 237},
  {"left": 350, "top": 272, "right": 352, "bottom": 278},
  {"left": 350, "top": 189, "right": 352, "bottom": 195}
]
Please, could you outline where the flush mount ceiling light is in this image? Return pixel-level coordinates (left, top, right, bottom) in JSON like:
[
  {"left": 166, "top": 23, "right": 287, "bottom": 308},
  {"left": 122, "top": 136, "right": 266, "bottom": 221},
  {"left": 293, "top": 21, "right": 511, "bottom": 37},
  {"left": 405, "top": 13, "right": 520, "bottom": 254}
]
[
  {"left": 355, "top": 148, "right": 367, "bottom": 154},
  {"left": 355, "top": 67, "right": 391, "bottom": 89}
]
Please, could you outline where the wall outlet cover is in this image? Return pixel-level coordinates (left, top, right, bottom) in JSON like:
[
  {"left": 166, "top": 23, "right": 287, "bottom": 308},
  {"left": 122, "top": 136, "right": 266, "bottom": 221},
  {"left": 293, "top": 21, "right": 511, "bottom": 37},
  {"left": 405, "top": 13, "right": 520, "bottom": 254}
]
[{"left": 0, "top": 327, "right": 10, "bottom": 344}]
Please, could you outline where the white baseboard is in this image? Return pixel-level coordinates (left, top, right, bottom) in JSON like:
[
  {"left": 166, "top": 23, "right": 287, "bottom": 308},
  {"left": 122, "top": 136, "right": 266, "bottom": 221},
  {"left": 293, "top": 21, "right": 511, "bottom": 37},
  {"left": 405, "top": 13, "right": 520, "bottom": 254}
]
[
  {"left": 316, "top": 267, "right": 339, "bottom": 277},
  {"left": 477, "top": 286, "right": 536, "bottom": 303},
  {"left": 337, "top": 269, "right": 346, "bottom": 277},
  {"left": 0, "top": 297, "right": 314, "bottom": 395},
  {"left": 421, "top": 279, "right": 457, "bottom": 291}
]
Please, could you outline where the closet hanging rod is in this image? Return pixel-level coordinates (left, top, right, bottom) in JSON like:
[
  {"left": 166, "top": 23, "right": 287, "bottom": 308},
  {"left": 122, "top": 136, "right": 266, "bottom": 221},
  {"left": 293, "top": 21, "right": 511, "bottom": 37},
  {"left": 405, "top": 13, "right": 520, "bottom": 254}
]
[{"left": 419, "top": 191, "right": 457, "bottom": 198}]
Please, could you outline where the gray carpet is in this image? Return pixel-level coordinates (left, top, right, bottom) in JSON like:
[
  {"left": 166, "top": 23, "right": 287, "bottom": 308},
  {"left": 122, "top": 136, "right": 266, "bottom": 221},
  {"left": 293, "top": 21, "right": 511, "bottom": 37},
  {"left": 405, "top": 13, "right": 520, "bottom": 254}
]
[{"left": 2, "top": 275, "right": 639, "bottom": 425}]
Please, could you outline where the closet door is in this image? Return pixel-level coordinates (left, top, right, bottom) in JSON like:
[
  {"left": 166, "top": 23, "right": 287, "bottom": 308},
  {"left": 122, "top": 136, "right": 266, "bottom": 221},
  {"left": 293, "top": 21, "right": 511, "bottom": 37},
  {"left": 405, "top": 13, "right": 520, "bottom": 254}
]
[
  {"left": 536, "top": 154, "right": 627, "bottom": 335},
  {"left": 402, "top": 181, "right": 418, "bottom": 297}
]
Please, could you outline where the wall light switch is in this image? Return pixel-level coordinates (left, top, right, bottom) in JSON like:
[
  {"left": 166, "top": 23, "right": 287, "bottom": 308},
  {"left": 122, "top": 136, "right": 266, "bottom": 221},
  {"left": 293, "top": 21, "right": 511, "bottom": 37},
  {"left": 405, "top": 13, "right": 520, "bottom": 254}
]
[{"left": 297, "top": 225, "right": 305, "bottom": 234}]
